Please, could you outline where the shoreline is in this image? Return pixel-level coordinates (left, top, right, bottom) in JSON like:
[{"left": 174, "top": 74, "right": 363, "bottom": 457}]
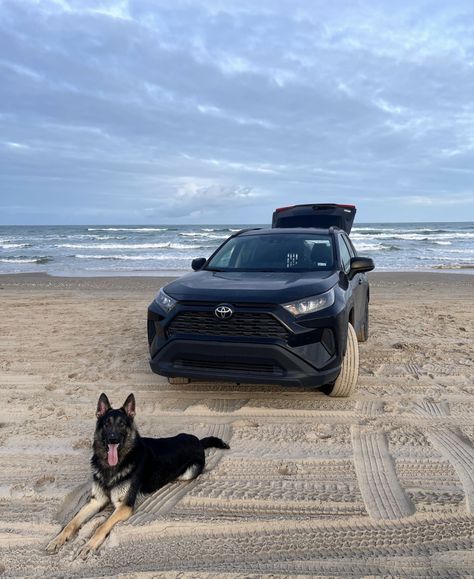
[
  {"left": 1, "top": 269, "right": 473, "bottom": 283},
  {"left": 1, "top": 264, "right": 474, "bottom": 279}
]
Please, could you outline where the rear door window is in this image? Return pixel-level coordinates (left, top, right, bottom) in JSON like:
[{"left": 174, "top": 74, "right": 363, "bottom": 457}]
[
  {"left": 342, "top": 234, "right": 357, "bottom": 257},
  {"left": 337, "top": 235, "right": 352, "bottom": 272}
]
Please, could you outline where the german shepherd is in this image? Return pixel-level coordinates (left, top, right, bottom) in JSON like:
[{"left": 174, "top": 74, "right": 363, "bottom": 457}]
[{"left": 46, "top": 393, "right": 229, "bottom": 558}]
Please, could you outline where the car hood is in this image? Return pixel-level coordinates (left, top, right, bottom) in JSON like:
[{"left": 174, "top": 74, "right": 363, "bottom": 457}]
[{"left": 164, "top": 270, "right": 339, "bottom": 303}]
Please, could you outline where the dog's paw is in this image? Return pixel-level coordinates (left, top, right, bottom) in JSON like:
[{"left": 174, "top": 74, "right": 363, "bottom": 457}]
[
  {"left": 46, "top": 536, "right": 64, "bottom": 554},
  {"left": 74, "top": 544, "right": 92, "bottom": 560},
  {"left": 46, "top": 526, "right": 77, "bottom": 554},
  {"left": 74, "top": 540, "right": 100, "bottom": 560}
]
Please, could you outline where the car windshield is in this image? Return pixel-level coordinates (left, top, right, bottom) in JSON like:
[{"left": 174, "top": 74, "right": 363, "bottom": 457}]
[{"left": 206, "top": 233, "right": 335, "bottom": 272}]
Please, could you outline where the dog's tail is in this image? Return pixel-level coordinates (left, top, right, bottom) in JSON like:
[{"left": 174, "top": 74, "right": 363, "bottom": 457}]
[{"left": 200, "top": 436, "right": 230, "bottom": 450}]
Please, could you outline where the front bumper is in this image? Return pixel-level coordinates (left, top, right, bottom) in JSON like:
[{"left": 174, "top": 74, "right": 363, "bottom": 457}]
[
  {"left": 150, "top": 339, "right": 341, "bottom": 387},
  {"left": 147, "top": 299, "right": 347, "bottom": 388}
]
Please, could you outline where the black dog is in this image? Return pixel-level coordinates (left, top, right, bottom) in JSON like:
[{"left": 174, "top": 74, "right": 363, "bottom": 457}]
[{"left": 46, "top": 393, "right": 229, "bottom": 558}]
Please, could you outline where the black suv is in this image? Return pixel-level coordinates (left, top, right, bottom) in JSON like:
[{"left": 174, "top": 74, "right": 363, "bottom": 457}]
[{"left": 147, "top": 204, "right": 374, "bottom": 396}]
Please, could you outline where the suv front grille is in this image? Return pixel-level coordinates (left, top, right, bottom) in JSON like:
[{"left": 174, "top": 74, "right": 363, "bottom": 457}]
[{"left": 167, "top": 311, "right": 288, "bottom": 340}]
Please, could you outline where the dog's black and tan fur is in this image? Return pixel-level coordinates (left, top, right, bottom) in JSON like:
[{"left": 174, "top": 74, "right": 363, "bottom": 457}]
[{"left": 46, "top": 393, "right": 229, "bottom": 558}]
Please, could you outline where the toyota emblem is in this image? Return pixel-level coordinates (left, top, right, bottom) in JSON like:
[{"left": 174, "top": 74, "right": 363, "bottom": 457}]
[{"left": 215, "top": 304, "right": 234, "bottom": 319}]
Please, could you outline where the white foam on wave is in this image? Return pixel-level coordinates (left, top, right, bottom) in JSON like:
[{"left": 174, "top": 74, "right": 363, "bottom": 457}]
[
  {"left": 353, "top": 242, "right": 399, "bottom": 252},
  {"left": 418, "top": 255, "right": 474, "bottom": 262},
  {"left": 86, "top": 227, "right": 169, "bottom": 232},
  {"left": 352, "top": 227, "right": 465, "bottom": 234},
  {"left": 352, "top": 232, "right": 474, "bottom": 241},
  {"left": 62, "top": 234, "right": 128, "bottom": 240},
  {"left": 201, "top": 228, "right": 235, "bottom": 232},
  {"left": 0, "top": 256, "right": 52, "bottom": 263},
  {"left": 178, "top": 232, "right": 227, "bottom": 238},
  {"left": 89, "top": 235, "right": 129, "bottom": 240},
  {"left": 0, "top": 243, "right": 32, "bottom": 249},
  {"left": 436, "top": 247, "right": 474, "bottom": 254}
]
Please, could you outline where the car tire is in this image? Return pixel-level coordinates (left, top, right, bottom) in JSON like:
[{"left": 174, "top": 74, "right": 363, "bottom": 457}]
[
  {"left": 327, "top": 322, "right": 359, "bottom": 397},
  {"left": 168, "top": 377, "right": 190, "bottom": 385},
  {"left": 356, "top": 301, "right": 369, "bottom": 342}
]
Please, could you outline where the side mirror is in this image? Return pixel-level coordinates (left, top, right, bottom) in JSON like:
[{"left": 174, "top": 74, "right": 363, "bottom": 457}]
[
  {"left": 349, "top": 256, "right": 374, "bottom": 278},
  {"left": 191, "top": 257, "right": 207, "bottom": 271}
]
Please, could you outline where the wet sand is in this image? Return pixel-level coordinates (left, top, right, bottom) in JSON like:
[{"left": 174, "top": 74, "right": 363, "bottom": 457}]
[{"left": 0, "top": 272, "right": 473, "bottom": 577}]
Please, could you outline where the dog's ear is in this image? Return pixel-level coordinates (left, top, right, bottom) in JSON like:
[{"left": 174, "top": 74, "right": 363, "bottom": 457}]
[
  {"left": 96, "top": 393, "right": 111, "bottom": 418},
  {"left": 122, "top": 393, "right": 136, "bottom": 420}
]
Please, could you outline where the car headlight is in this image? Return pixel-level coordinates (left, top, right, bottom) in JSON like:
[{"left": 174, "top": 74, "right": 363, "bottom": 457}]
[
  {"left": 282, "top": 288, "right": 335, "bottom": 316},
  {"left": 154, "top": 288, "right": 177, "bottom": 313}
]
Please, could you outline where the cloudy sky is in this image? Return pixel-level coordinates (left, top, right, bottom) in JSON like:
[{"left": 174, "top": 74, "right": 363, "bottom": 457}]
[{"left": 1, "top": 0, "right": 474, "bottom": 224}]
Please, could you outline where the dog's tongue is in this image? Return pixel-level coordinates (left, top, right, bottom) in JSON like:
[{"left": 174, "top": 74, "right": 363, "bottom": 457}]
[{"left": 107, "top": 444, "right": 119, "bottom": 466}]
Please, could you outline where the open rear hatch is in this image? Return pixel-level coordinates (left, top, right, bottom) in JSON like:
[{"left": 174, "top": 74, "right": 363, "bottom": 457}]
[{"left": 272, "top": 204, "right": 356, "bottom": 234}]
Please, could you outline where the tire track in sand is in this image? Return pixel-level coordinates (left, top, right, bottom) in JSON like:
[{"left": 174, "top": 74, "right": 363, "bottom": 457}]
[
  {"left": 427, "top": 430, "right": 474, "bottom": 514},
  {"left": 112, "top": 513, "right": 474, "bottom": 575},
  {"left": 412, "top": 400, "right": 450, "bottom": 417},
  {"left": 352, "top": 426, "right": 415, "bottom": 519},
  {"left": 409, "top": 400, "right": 474, "bottom": 514}
]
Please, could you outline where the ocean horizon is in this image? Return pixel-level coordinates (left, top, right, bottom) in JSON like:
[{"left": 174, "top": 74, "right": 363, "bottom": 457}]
[{"left": 1, "top": 222, "right": 473, "bottom": 276}]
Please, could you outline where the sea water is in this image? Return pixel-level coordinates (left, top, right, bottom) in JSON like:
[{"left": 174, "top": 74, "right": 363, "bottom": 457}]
[{"left": 0, "top": 222, "right": 473, "bottom": 276}]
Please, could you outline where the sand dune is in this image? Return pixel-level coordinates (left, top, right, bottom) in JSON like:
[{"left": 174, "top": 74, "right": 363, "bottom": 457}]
[{"left": 0, "top": 272, "right": 473, "bottom": 577}]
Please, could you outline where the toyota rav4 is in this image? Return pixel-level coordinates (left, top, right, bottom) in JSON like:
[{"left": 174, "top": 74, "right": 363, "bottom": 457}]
[{"left": 147, "top": 204, "right": 374, "bottom": 396}]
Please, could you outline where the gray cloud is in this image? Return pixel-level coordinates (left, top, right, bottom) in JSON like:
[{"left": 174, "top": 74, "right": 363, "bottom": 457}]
[{"left": 1, "top": 0, "right": 474, "bottom": 223}]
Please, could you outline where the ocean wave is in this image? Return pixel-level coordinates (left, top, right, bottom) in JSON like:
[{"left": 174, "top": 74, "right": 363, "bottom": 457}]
[
  {"left": 61, "top": 234, "right": 129, "bottom": 240},
  {"left": 351, "top": 228, "right": 390, "bottom": 235},
  {"left": 352, "top": 227, "right": 463, "bottom": 235},
  {"left": 59, "top": 242, "right": 213, "bottom": 250},
  {"left": 87, "top": 235, "right": 129, "bottom": 240},
  {"left": 0, "top": 256, "right": 53, "bottom": 264},
  {"left": 351, "top": 232, "right": 474, "bottom": 241},
  {"left": 437, "top": 248, "right": 474, "bottom": 254},
  {"left": 200, "top": 227, "right": 243, "bottom": 233},
  {"left": 417, "top": 255, "right": 474, "bottom": 262},
  {"left": 353, "top": 242, "right": 401, "bottom": 252},
  {"left": 86, "top": 227, "right": 169, "bottom": 232},
  {"left": 178, "top": 232, "right": 228, "bottom": 240},
  {"left": 0, "top": 243, "right": 32, "bottom": 249}
]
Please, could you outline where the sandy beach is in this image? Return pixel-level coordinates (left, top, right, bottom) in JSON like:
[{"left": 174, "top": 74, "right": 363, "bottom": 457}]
[{"left": 0, "top": 271, "right": 473, "bottom": 577}]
